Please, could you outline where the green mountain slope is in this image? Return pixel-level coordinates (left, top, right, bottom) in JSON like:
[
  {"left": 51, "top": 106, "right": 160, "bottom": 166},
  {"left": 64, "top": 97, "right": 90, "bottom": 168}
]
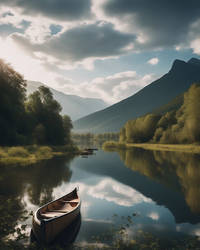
[
  {"left": 73, "top": 58, "right": 200, "bottom": 133},
  {"left": 26, "top": 81, "right": 108, "bottom": 121},
  {"left": 152, "top": 93, "right": 184, "bottom": 115}
]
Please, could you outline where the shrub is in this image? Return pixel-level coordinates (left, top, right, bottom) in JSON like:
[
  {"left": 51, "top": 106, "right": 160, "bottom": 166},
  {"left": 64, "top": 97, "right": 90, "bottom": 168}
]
[
  {"left": 0, "top": 148, "right": 8, "bottom": 158},
  {"left": 7, "top": 147, "right": 29, "bottom": 157},
  {"left": 35, "top": 146, "right": 52, "bottom": 159},
  {"left": 102, "top": 141, "right": 118, "bottom": 148}
]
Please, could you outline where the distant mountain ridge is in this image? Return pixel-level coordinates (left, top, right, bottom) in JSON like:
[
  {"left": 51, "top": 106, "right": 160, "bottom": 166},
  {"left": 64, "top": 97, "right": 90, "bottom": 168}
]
[
  {"left": 26, "top": 81, "right": 108, "bottom": 121},
  {"left": 73, "top": 58, "right": 200, "bottom": 133}
]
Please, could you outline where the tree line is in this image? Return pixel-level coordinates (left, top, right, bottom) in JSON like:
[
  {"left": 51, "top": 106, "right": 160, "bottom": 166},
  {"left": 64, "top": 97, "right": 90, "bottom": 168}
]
[
  {"left": 0, "top": 59, "right": 72, "bottom": 146},
  {"left": 72, "top": 132, "right": 119, "bottom": 145},
  {"left": 119, "top": 83, "right": 200, "bottom": 144}
]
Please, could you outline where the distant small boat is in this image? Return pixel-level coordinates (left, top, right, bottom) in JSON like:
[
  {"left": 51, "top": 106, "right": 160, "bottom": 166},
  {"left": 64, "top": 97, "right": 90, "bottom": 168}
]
[
  {"left": 80, "top": 150, "right": 93, "bottom": 155},
  {"left": 32, "top": 188, "right": 81, "bottom": 244},
  {"left": 85, "top": 148, "right": 98, "bottom": 151}
]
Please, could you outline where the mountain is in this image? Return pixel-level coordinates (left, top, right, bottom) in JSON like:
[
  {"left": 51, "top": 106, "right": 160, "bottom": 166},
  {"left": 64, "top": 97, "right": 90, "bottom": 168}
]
[
  {"left": 152, "top": 93, "right": 184, "bottom": 115},
  {"left": 73, "top": 58, "right": 200, "bottom": 133},
  {"left": 26, "top": 81, "right": 108, "bottom": 121}
]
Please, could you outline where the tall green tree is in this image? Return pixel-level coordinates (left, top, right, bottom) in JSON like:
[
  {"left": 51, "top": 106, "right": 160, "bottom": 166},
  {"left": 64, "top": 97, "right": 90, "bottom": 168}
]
[
  {"left": 0, "top": 59, "right": 27, "bottom": 145},
  {"left": 62, "top": 115, "right": 73, "bottom": 144},
  {"left": 176, "top": 83, "right": 200, "bottom": 143},
  {"left": 26, "top": 86, "right": 65, "bottom": 145}
]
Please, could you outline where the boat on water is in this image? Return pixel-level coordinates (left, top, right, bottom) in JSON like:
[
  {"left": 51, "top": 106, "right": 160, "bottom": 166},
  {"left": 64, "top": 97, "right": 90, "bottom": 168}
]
[
  {"left": 31, "top": 213, "right": 81, "bottom": 247},
  {"left": 32, "top": 188, "right": 81, "bottom": 244},
  {"left": 80, "top": 150, "right": 93, "bottom": 155}
]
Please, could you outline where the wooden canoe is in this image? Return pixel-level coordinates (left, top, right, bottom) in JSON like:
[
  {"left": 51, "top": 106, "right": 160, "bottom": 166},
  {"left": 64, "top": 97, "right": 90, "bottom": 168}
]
[{"left": 32, "top": 188, "right": 81, "bottom": 244}]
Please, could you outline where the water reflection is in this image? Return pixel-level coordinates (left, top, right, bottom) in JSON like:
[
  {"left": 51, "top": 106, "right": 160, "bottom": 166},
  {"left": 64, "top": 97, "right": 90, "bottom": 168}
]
[
  {"left": 116, "top": 148, "right": 200, "bottom": 215},
  {"left": 0, "top": 156, "right": 74, "bottom": 206},
  {"left": 73, "top": 149, "right": 200, "bottom": 224},
  {"left": 87, "top": 178, "right": 152, "bottom": 206},
  {"left": 1, "top": 148, "right": 200, "bottom": 248},
  {"left": 0, "top": 155, "right": 75, "bottom": 242}
]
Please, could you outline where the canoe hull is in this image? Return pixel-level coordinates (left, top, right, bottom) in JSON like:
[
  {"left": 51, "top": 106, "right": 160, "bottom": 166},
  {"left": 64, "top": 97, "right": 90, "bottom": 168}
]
[{"left": 32, "top": 188, "right": 81, "bottom": 244}]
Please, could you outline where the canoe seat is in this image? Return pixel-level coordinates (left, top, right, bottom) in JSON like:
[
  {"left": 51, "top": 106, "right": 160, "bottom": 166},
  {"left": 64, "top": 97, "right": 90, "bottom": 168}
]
[
  {"left": 60, "top": 199, "right": 79, "bottom": 203},
  {"left": 40, "top": 211, "right": 66, "bottom": 219},
  {"left": 60, "top": 199, "right": 79, "bottom": 207}
]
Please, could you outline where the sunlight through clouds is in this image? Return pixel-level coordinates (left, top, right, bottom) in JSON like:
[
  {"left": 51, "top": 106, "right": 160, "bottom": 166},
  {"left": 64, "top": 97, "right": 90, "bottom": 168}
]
[
  {"left": 0, "top": 0, "right": 199, "bottom": 103},
  {"left": 0, "top": 36, "right": 64, "bottom": 85}
]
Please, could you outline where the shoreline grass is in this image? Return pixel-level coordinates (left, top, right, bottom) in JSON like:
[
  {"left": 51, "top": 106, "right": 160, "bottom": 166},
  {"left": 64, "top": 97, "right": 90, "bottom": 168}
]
[
  {"left": 126, "top": 143, "right": 200, "bottom": 153},
  {"left": 103, "top": 141, "right": 200, "bottom": 154},
  {"left": 0, "top": 145, "right": 80, "bottom": 166}
]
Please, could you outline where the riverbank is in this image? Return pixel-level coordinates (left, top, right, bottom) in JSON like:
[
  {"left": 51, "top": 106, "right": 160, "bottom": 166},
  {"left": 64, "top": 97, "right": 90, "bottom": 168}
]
[
  {"left": 0, "top": 145, "right": 80, "bottom": 166},
  {"left": 103, "top": 141, "right": 200, "bottom": 153}
]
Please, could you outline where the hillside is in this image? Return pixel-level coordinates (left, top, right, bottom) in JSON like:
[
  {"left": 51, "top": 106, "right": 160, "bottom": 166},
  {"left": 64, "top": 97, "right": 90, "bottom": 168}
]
[
  {"left": 73, "top": 58, "right": 200, "bottom": 133},
  {"left": 26, "top": 81, "right": 108, "bottom": 121},
  {"left": 152, "top": 93, "right": 183, "bottom": 115}
]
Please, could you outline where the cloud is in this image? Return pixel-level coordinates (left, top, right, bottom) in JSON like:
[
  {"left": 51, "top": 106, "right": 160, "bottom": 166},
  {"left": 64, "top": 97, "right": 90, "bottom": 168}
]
[
  {"left": 11, "top": 22, "right": 135, "bottom": 69},
  {"left": 88, "top": 178, "right": 152, "bottom": 206},
  {"left": 148, "top": 212, "right": 159, "bottom": 220},
  {"left": 0, "top": 0, "right": 92, "bottom": 22},
  {"left": 147, "top": 57, "right": 159, "bottom": 65},
  {"left": 56, "top": 70, "right": 155, "bottom": 104},
  {"left": 0, "top": 23, "right": 24, "bottom": 37},
  {"left": 94, "top": 0, "right": 200, "bottom": 52},
  {"left": 190, "top": 38, "right": 200, "bottom": 55}
]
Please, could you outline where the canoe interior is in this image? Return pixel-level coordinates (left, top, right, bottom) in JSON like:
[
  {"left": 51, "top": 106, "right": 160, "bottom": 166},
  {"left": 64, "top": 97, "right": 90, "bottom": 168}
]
[{"left": 39, "top": 189, "right": 80, "bottom": 220}]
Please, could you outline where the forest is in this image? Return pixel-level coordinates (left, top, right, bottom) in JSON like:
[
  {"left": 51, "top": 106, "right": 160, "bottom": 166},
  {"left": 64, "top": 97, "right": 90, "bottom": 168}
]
[
  {"left": 72, "top": 132, "right": 119, "bottom": 146},
  {"left": 0, "top": 59, "right": 72, "bottom": 146},
  {"left": 119, "top": 83, "right": 200, "bottom": 144}
]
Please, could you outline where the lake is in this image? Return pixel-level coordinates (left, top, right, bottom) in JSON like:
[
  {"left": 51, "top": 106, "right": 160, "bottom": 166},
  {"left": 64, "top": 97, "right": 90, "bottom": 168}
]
[{"left": 1, "top": 147, "right": 200, "bottom": 248}]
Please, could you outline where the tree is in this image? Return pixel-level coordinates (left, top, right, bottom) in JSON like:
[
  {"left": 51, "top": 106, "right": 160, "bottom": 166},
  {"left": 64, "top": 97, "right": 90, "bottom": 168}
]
[
  {"left": 0, "top": 59, "right": 27, "bottom": 145},
  {"left": 26, "top": 86, "right": 65, "bottom": 145},
  {"left": 63, "top": 115, "right": 73, "bottom": 144},
  {"left": 33, "top": 124, "right": 46, "bottom": 145}
]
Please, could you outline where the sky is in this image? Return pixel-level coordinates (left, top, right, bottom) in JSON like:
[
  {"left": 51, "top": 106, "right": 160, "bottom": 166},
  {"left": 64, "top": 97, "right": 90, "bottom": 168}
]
[{"left": 0, "top": 0, "right": 200, "bottom": 104}]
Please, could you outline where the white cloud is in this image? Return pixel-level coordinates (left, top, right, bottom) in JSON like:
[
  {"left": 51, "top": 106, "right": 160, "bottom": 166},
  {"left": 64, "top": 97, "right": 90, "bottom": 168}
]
[
  {"left": 0, "top": 30, "right": 155, "bottom": 104},
  {"left": 0, "top": 7, "right": 24, "bottom": 28},
  {"left": 190, "top": 38, "right": 200, "bottom": 55},
  {"left": 148, "top": 212, "right": 159, "bottom": 220},
  {"left": 10, "top": 22, "right": 135, "bottom": 71},
  {"left": 88, "top": 178, "right": 152, "bottom": 206},
  {"left": 147, "top": 57, "right": 159, "bottom": 65},
  {"left": 0, "top": 36, "right": 66, "bottom": 86},
  {"left": 56, "top": 71, "right": 155, "bottom": 104}
]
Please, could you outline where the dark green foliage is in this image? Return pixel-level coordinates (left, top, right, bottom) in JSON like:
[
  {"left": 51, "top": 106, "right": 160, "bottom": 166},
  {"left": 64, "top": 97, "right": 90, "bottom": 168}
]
[
  {"left": 0, "top": 59, "right": 27, "bottom": 145},
  {"left": 25, "top": 86, "right": 67, "bottom": 145},
  {"left": 63, "top": 115, "right": 73, "bottom": 144},
  {"left": 0, "top": 60, "right": 72, "bottom": 146},
  {"left": 120, "top": 83, "right": 200, "bottom": 144},
  {"left": 123, "top": 114, "right": 161, "bottom": 143}
]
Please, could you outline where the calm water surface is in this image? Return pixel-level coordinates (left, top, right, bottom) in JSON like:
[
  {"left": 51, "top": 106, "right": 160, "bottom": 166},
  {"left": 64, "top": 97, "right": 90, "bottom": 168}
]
[{"left": 1, "top": 148, "right": 200, "bottom": 247}]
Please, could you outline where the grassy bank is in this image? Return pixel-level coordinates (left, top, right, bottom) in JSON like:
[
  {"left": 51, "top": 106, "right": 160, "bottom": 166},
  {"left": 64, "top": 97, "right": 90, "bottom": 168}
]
[
  {"left": 103, "top": 141, "right": 200, "bottom": 153},
  {"left": 0, "top": 145, "right": 79, "bottom": 166}
]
